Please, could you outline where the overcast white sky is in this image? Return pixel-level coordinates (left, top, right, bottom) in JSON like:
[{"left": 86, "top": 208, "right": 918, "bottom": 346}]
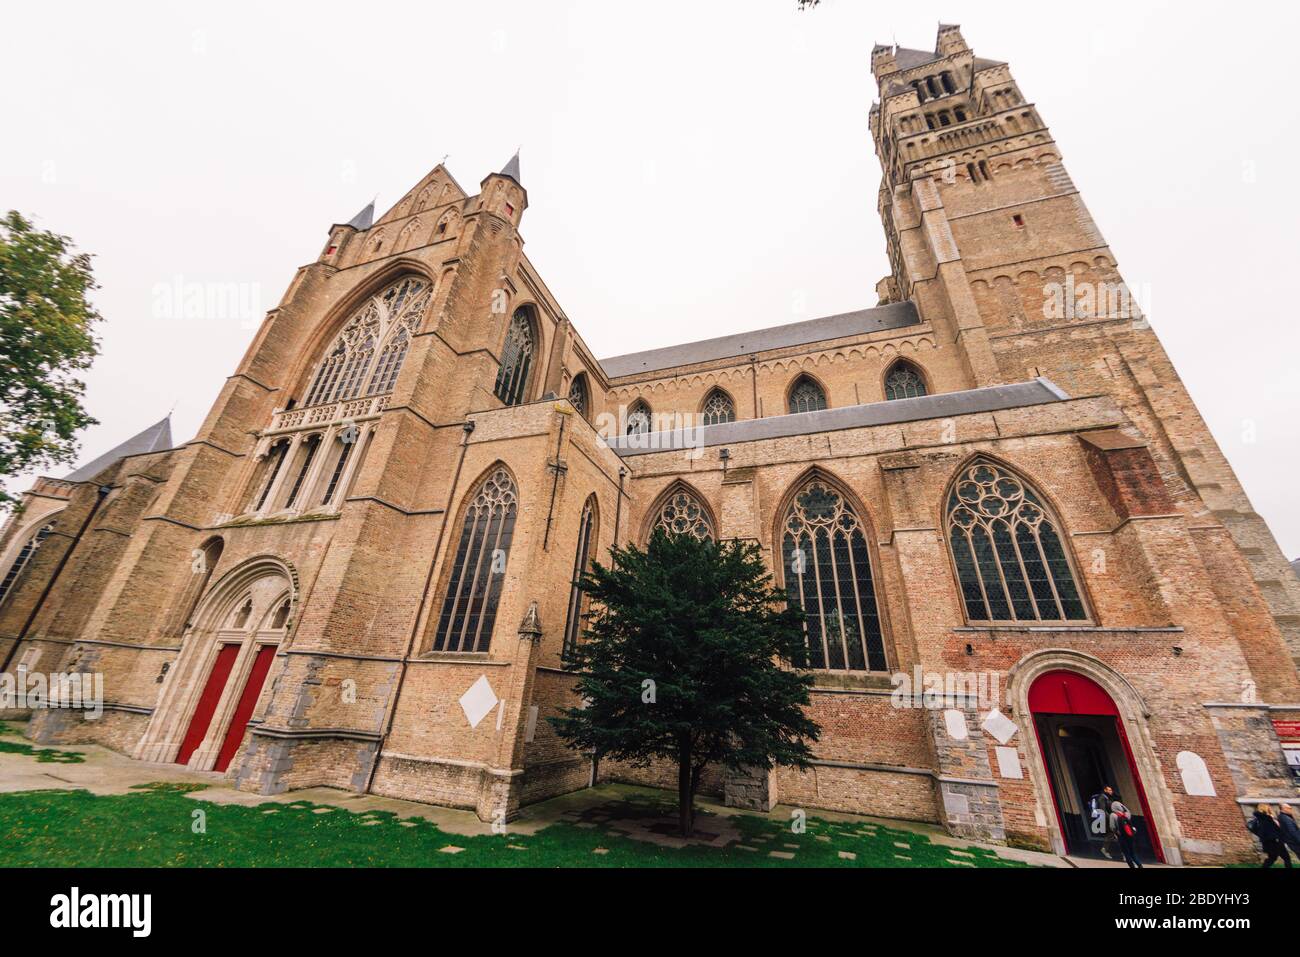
[{"left": 3, "top": 0, "right": 1298, "bottom": 556}]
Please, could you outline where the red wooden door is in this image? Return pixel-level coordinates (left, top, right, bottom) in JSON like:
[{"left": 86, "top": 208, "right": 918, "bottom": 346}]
[
  {"left": 176, "top": 643, "right": 240, "bottom": 766},
  {"left": 214, "top": 645, "right": 276, "bottom": 773}
]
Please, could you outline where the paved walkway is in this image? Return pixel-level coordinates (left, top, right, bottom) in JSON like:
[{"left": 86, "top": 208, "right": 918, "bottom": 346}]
[{"left": 0, "top": 722, "right": 1068, "bottom": 865}]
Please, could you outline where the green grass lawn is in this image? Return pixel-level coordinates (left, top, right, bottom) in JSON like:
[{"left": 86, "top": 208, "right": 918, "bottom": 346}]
[
  {"left": 0, "top": 782, "right": 1027, "bottom": 868},
  {"left": 0, "top": 720, "right": 1028, "bottom": 868}
]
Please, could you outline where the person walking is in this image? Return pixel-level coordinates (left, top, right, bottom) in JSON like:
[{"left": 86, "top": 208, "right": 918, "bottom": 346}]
[
  {"left": 1110, "top": 801, "right": 1143, "bottom": 869},
  {"left": 1247, "top": 803, "right": 1293, "bottom": 868},
  {"left": 1276, "top": 803, "right": 1300, "bottom": 859},
  {"left": 1089, "top": 785, "right": 1118, "bottom": 860}
]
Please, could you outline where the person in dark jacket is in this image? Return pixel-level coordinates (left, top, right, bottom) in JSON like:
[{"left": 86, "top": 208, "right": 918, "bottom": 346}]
[
  {"left": 1248, "top": 804, "right": 1293, "bottom": 868},
  {"left": 1279, "top": 803, "right": 1300, "bottom": 857},
  {"left": 1110, "top": 801, "right": 1142, "bottom": 869},
  {"left": 1088, "top": 785, "right": 1117, "bottom": 860}
]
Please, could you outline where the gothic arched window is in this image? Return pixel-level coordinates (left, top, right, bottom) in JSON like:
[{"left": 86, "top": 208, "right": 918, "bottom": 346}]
[
  {"left": 946, "top": 459, "right": 1089, "bottom": 623},
  {"left": 700, "top": 388, "right": 736, "bottom": 426},
  {"left": 788, "top": 376, "right": 827, "bottom": 415},
  {"left": 303, "top": 276, "right": 431, "bottom": 407},
  {"left": 626, "top": 400, "right": 652, "bottom": 437},
  {"left": 780, "top": 477, "right": 886, "bottom": 672},
  {"left": 494, "top": 308, "right": 536, "bottom": 407},
  {"left": 562, "top": 497, "right": 598, "bottom": 660},
  {"left": 567, "top": 374, "right": 590, "bottom": 419},
  {"left": 884, "top": 361, "right": 928, "bottom": 401},
  {"left": 432, "top": 467, "right": 519, "bottom": 653},
  {"left": 0, "top": 521, "right": 56, "bottom": 606},
  {"left": 650, "top": 486, "right": 713, "bottom": 541}
]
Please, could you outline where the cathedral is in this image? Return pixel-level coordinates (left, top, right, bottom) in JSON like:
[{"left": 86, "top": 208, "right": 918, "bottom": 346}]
[{"left": 2, "top": 25, "right": 1297, "bottom": 865}]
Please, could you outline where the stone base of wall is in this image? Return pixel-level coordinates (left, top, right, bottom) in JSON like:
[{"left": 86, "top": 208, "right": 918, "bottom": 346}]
[
  {"left": 776, "top": 763, "right": 940, "bottom": 823},
  {"left": 234, "top": 730, "right": 378, "bottom": 796},
  {"left": 520, "top": 755, "right": 590, "bottom": 806},
  {"left": 27, "top": 706, "right": 148, "bottom": 754},
  {"left": 723, "top": 765, "right": 776, "bottom": 811},
  {"left": 935, "top": 778, "right": 1006, "bottom": 843}
]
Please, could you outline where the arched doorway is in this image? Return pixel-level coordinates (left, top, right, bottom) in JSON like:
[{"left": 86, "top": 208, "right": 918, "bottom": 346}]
[
  {"left": 1029, "top": 670, "right": 1164, "bottom": 863},
  {"left": 136, "top": 558, "right": 293, "bottom": 771}
]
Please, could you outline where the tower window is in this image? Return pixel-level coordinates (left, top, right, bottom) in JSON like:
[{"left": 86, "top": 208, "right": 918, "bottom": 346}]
[
  {"left": 562, "top": 497, "right": 597, "bottom": 660},
  {"left": 1012, "top": 214, "right": 1025, "bottom": 228}
]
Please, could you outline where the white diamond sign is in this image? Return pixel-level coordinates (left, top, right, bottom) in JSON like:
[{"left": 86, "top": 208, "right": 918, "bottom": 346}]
[
  {"left": 460, "top": 675, "right": 499, "bottom": 729},
  {"left": 981, "top": 708, "right": 1018, "bottom": 745}
]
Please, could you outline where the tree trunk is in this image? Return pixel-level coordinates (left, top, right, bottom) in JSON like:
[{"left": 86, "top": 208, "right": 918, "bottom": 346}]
[{"left": 678, "top": 736, "right": 694, "bottom": 837}]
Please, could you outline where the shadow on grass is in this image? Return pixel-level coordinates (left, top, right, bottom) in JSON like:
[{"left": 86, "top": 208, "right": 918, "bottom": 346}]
[{"left": 0, "top": 721, "right": 84, "bottom": 764}]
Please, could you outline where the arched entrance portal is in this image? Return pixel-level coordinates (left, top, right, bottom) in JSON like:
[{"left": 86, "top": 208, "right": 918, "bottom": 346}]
[
  {"left": 1029, "top": 670, "right": 1165, "bottom": 863},
  {"left": 136, "top": 558, "right": 293, "bottom": 771}
]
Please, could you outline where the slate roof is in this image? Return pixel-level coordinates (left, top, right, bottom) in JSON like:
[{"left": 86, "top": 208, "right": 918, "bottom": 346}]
[
  {"left": 499, "top": 150, "right": 522, "bottom": 185},
  {"left": 64, "top": 416, "right": 174, "bottom": 482},
  {"left": 344, "top": 201, "right": 374, "bottom": 231},
  {"left": 599, "top": 301, "right": 921, "bottom": 379},
  {"left": 604, "top": 379, "right": 1070, "bottom": 457}
]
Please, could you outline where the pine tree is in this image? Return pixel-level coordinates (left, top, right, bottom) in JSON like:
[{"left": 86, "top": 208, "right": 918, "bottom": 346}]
[{"left": 551, "top": 530, "right": 820, "bottom": 836}]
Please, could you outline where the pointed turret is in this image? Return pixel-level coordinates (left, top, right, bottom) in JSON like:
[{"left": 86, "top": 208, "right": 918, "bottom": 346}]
[
  {"left": 479, "top": 150, "right": 528, "bottom": 227},
  {"left": 64, "top": 415, "right": 174, "bottom": 483},
  {"left": 345, "top": 200, "right": 375, "bottom": 231},
  {"left": 498, "top": 150, "right": 522, "bottom": 186}
]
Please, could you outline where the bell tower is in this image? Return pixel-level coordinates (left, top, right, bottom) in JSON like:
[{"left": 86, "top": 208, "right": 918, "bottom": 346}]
[{"left": 870, "top": 25, "right": 1300, "bottom": 667}]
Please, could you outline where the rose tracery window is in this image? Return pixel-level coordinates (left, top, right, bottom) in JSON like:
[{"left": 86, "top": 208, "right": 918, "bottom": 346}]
[
  {"left": 651, "top": 488, "right": 713, "bottom": 541},
  {"left": 700, "top": 389, "right": 735, "bottom": 426},
  {"left": 788, "top": 376, "right": 827, "bottom": 415},
  {"left": 432, "top": 468, "right": 519, "bottom": 653},
  {"left": 946, "top": 459, "right": 1088, "bottom": 623},
  {"left": 303, "top": 277, "right": 431, "bottom": 408},
  {"left": 885, "top": 362, "right": 928, "bottom": 401},
  {"left": 780, "top": 479, "right": 886, "bottom": 672},
  {"left": 494, "top": 309, "right": 536, "bottom": 407}
]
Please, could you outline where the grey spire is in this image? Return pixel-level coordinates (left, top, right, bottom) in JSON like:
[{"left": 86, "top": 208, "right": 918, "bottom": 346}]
[
  {"left": 64, "top": 415, "right": 174, "bottom": 483},
  {"left": 344, "top": 200, "right": 374, "bottom": 231},
  {"left": 498, "top": 150, "right": 521, "bottom": 185}
]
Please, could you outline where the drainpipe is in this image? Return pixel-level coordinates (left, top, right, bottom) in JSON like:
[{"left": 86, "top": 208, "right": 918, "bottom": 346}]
[
  {"left": 1, "top": 483, "right": 112, "bottom": 674},
  {"left": 364, "top": 420, "right": 474, "bottom": 794},
  {"left": 612, "top": 467, "right": 627, "bottom": 546}
]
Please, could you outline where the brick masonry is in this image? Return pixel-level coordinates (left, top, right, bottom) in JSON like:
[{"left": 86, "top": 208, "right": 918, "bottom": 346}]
[{"left": 1, "top": 25, "right": 1296, "bottom": 864}]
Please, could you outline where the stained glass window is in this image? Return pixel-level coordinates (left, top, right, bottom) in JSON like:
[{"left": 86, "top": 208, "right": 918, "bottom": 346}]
[
  {"left": 433, "top": 468, "right": 519, "bottom": 652},
  {"left": 788, "top": 376, "right": 827, "bottom": 415},
  {"left": 494, "top": 309, "right": 536, "bottom": 407},
  {"left": 303, "top": 277, "right": 431, "bottom": 407},
  {"left": 946, "top": 459, "right": 1088, "bottom": 623},
  {"left": 884, "top": 362, "right": 928, "bottom": 401},
  {"left": 780, "top": 478, "right": 886, "bottom": 672}
]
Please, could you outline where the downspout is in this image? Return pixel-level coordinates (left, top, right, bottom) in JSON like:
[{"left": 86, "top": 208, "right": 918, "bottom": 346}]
[
  {"left": 364, "top": 420, "right": 474, "bottom": 794},
  {"left": 1, "top": 483, "right": 113, "bottom": 673},
  {"left": 612, "top": 466, "right": 627, "bottom": 546},
  {"left": 540, "top": 412, "right": 567, "bottom": 551}
]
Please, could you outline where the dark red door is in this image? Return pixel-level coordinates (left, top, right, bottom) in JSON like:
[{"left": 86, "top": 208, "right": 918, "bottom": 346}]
[
  {"left": 176, "top": 643, "right": 240, "bottom": 766},
  {"left": 214, "top": 645, "right": 276, "bottom": 773}
]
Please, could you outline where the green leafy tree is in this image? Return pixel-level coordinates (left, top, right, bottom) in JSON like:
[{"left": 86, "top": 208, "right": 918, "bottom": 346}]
[
  {"left": 551, "top": 530, "right": 820, "bottom": 836},
  {"left": 0, "top": 211, "right": 100, "bottom": 506}
]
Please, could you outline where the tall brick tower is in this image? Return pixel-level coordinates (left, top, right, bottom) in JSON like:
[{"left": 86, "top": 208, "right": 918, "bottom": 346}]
[{"left": 869, "top": 25, "right": 1300, "bottom": 669}]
